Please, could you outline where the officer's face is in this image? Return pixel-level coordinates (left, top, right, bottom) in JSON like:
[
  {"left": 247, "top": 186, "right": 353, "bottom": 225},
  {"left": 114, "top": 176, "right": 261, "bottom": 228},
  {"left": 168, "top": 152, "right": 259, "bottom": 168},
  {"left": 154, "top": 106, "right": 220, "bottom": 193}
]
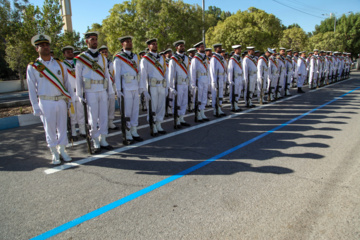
[
  {"left": 188, "top": 52, "right": 195, "bottom": 57},
  {"left": 206, "top": 50, "right": 212, "bottom": 56},
  {"left": 86, "top": 36, "right": 98, "bottom": 49},
  {"left": 248, "top": 49, "right": 255, "bottom": 55},
  {"left": 63, "top": 49, "right": 74, "bottom": 59},
  {"left": 36, "top": 42, "right": 51, "bottom": 56},
  {"left": 279, "top": 50, "right": 285, "bottom": 55},
  {"left": 234, "top": 48, "right": 241, "bottom": 54},
  {"left": 314, "top": 51, "right": 318, "bottom": 55},
  {"left": 165, "top": 52, "right": 172, "bottom": 58},
  {"left": 301, "top": 53, "right": 306, "bottom": 58},
  {"left": 197, "top": 44, "right": 205, "bottom": 53},
  {"left": 122, "top": 39, "right": 132, "bottom": 50},
  {"left": 177, "top": 43, "right": 185, "bottom": 53},
  {"left": 148, "top": 41, "right": 158, "bottom": 52},
  {"left": 99, "top": 49, "right": 108, "bottom": 57}
]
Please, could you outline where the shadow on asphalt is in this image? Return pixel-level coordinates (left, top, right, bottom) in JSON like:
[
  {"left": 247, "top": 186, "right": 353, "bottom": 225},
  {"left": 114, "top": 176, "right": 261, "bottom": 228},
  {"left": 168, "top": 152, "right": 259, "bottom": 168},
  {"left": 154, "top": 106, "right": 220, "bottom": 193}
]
[{"left": 0, "top": 78, "right": 359, "bottom": 175}]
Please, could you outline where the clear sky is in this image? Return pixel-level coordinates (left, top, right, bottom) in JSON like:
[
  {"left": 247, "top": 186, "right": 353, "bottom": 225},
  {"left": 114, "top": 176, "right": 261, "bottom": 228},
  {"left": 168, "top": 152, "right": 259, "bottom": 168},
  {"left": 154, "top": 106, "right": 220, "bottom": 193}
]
[{"left": 29, "top": 0, "right": 359, "bottom": 35}]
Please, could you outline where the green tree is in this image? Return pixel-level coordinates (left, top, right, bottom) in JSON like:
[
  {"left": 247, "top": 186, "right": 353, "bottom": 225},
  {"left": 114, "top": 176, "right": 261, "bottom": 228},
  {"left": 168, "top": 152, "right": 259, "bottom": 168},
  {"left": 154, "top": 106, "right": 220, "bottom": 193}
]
[
  {"left": 102, "top": 0, "right": 209, "bottom": 54},
  {"left": 5, "top": 2, "right": 40, "bottom": 89},
  {"left": 279, "top": 27, "right": 308, "bottom": 51},
  {"left": 206, "top": 7, "right": 283, "bottom": 52},
  {"left": 313, "top": 12, "right": 360, "bottom": 53},
  {"left": 307, "top": 32, "right": 346, "bottom": 52}
]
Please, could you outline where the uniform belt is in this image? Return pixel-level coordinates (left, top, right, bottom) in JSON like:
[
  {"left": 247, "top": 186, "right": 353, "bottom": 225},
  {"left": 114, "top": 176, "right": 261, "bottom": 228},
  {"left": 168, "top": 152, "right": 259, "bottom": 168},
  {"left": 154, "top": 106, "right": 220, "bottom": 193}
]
[
  {"left": 235, "top": 73, "right": 242, "bottom": 77},
  {"left": 218, "top": 72, "right": 225, "bottom": 76},
  {"left": 121, "top": 75, "right": 136, "bottom": 80},
  {"left": 39, "top": 95, "right": 68, "bottom": 101},
  {"left": 197, "top": 72, "right": 207, "bottom": 77}
]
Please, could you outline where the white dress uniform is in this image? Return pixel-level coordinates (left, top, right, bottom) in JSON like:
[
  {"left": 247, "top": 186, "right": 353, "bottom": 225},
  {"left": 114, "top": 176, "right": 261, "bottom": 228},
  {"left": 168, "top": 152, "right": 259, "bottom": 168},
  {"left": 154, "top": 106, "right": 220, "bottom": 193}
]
[
  {"left": 297, "top": 57, "right": 307, "bottom": 88},
  {"left": 243, "top": 54, "right": 258, "bottom": 106},
  {"left": 114, "top": 50, "right": 142, "bottom": 139},
  {"left": 228, "top": 54, "right": 244, "bottom": 110},
  {"left": 309, "top": 54, "right": 319, "bottom": 88},
  {"left": 292, "top": 56, "right": 298, "bottom": 86},
  {"left": 209, "top": 52, "right": 226, "bottom": 114},
  {"left": 285, "top": 55, "right": 293, "bottom": 95},
  {"left": 107, "top": 58, "right": 117, "bottom": 129},
  {"left": 75, "top": 49, "right": 114, "bottom": 149},
  {"left": 64, "top": 59, "right": 85, "bottom": 137},
  {"left": 140, "top": 51, "right": 167, "bottom": 132},
  {"left": 168, "top": 52, "right": 190, "bottom": 124},
  {"left": 338, "top": 56, "right": 344, "bottom": 79},
  {"left": 256, "top": 55, "right": 269, "bottom": 102},
  {"left": 267, "top": 55, "right": 279, "bottom": 101},
  {"left": 277, "top": 56, "right": 286, "bottom": 97},
  {"left": 27, "top": 56, "right": 74, "bottom": 163},
  {"left": 190, "top": 52, "right": 210, "bottom": 120}
]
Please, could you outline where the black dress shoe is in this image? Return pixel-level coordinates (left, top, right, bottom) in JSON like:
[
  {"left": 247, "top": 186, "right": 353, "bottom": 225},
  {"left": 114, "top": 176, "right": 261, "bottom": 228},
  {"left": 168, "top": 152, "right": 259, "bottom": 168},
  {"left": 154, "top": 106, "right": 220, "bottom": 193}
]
[
  {"left": 80, "top": 134, "right": 86, "bottom": 138},
  {"left": 133, "top": 136, "right": 143, "bottom": 142},
  {"left": 174, "top": 124, "right": 182, "bottom": 129},
  {"left": 220, "top": 113, "right": 226, "bottom": 116},
  {"left": 101, "top": 145, "right": 114, "bottom": 150},
  {"left": 181, "top": 122, "right": 191, "bottom": 126},
  {"left": 158, "top": 130, "right": 167, "bottom": 134},
  {"left": 297, "top": 88, "right": 305, "bottom": 93},
  {"left": 250, "top": 104, "right": 256, "bottom": 108},
  {"left": 202, "top": 118, "right": 210, "bottom": 121},
  {"left": 94, "top": 148, "right": 101, "bottom": 154}
]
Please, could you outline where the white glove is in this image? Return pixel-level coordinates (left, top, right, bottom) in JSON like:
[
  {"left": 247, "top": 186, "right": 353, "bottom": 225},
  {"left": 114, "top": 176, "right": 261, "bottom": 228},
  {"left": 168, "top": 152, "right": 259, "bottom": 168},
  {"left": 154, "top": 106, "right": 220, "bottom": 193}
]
[
  {"left": 192, "top": 85, "right": 198, "bottom": 91},
  {"left": 79, "top": 97, "right": 87, "bottom": 104},
  {"left": 229, "top": 81, "right": 234, "bottom": 86},
  {"left": 143, "top": 91, "right": 151, "bottom": 101},
  {"left": 170, "top": 88, "right": 177, "bottom": 96},
  {"left": 117, "top": 90, "right": 124, "bottom": 97},
  {"left": 33, "top": 108, "right": 43, "bottom": 116}
]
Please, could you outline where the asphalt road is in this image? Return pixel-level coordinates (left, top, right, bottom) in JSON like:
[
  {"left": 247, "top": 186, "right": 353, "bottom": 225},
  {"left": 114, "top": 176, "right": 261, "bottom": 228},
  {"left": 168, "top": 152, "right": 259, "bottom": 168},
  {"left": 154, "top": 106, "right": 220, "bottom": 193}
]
[{"left": 1, "top": 73, "right": 360, "bottom": 240}]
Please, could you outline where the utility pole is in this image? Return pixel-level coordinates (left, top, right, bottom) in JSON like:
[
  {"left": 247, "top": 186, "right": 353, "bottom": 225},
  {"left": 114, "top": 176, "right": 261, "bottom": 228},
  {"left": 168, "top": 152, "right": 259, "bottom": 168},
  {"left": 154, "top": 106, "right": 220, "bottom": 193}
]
[
  {"left": 60, "top": 0, "right": 73, "bottom": 32},
  {"left": 202, "top": 0, "right": 205, "bottom": 47}
]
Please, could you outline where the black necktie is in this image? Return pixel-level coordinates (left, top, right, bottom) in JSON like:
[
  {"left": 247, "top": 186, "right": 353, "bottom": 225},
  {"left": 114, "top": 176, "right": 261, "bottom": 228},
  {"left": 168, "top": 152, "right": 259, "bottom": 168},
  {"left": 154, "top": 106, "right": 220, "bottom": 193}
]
[{"left": 87, "top": 50, "right": 99, "bottom": 58}]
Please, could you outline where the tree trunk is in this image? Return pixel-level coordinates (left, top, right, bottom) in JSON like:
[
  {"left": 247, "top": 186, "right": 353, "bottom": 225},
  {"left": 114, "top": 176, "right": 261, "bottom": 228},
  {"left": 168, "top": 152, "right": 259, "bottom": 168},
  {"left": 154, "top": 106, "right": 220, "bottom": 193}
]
[{"left": 18, "top": 68, "right": 25, "bottom": 91}]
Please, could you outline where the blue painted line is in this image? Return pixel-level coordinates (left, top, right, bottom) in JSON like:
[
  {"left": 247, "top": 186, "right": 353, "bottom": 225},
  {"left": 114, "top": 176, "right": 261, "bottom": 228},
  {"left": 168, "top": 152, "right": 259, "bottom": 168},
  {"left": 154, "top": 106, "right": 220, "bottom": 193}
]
[
  {"left": 30, "top": 86, "right": 360, "bottom": 240},
  {"left": 0, "top": 116, "right": 19, "bottom": 130}
]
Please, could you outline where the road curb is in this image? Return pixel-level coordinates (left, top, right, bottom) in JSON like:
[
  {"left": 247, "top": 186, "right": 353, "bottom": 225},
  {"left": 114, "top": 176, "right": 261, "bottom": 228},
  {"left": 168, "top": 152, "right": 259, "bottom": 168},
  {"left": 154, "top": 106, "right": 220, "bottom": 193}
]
[{"left": 0, "top": 113, "right": 41, "bottom": 131}]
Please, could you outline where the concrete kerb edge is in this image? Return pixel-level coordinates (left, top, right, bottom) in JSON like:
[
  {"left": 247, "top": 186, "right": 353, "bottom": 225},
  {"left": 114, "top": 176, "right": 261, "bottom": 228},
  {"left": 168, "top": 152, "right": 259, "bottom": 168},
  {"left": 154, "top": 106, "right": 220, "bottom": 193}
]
[{"left": 0, "top": 114, "right": 41, "bottom": 131}]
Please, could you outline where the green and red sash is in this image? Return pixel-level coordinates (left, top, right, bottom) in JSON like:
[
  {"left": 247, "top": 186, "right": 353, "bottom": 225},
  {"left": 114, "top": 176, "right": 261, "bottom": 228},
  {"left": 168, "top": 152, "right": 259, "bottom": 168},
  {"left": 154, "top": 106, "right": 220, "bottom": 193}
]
[
  {"left": 245, "top": 55, "right": 257, "bottom": 66},
  {"left": 63, "top": 60, "right": 76, "bottom": 78},
  {"left": 277, "top": 57, "right": 285, "bottom": 65},
  {"left": 171, "top": 55, "right": 188, "bottom": 75},
  {"left": 114, "top": 53, "right": 138, "bottom": 74},
  {"left": 212, "top": 54, "right": 225, "bottom": 71},
  {"left": 194, "top": 53, "right": 207, "bottom": 70},
  {"left": 31, "top": 60, "right": 71, "bottom": 99},
  {"left": 270, "top": 58, "right": 278, "bottom": 68},
  {"left": 231, "top": 56, "right": 243, "bottom": 70},
  {"left": 301, "top": 58, "right": 307, "bottom": 68},
  {"left": 75, "top": 53, "right": 105, "bottom": 79},
  {"left": 285, "top": 57, "right": 292, "bottom": 64},
  {"left": 143, "top": 53, "right": 165, "bottom": 77}
]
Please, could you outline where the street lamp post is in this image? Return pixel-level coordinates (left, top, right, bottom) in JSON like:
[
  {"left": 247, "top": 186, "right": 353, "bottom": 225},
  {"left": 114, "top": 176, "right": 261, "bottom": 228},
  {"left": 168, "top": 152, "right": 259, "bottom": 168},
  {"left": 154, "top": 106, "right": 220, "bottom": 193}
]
[{"left": 202, "top": 0, "right": 205, "bottom": 47}]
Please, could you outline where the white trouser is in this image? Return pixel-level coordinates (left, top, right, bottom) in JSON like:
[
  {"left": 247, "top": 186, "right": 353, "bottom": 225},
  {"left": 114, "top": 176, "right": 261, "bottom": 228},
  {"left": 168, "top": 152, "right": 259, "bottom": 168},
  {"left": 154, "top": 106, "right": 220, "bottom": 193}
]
[
  {"left": 230, "top": 77, "right": 244, "bottom": 103},
  {"left": 123, "top": 90, "right": 140, "bottom": 127},
  {"left": 70, "top": 100, "right": 85, "bottom": 125},
  {"left": 85, "top": 90, "right": 108, "bottom": 139},
  {"left": 338, "top": 68, "right": 343, "bottom": 78},
  {"left": 39, "top": 99, "right": 68, "bottom": 147},
  {"left": 175, "top": 84, "right": 188, "bottom": 116},
  {"left": 309, "top": 72, "right": 318, "bottom": 85},
  {"left": 196, "top": 79, "right": 209, "bottom": 110},
  {"left": 257, "top": 77, "right": 267, "bottom": 96},
  {"left": 149, "top": 85, "right": 166, "bottom": 122},
  {"left": 211, "top": 78, "right": 224, "bottom": 108},
  {"left": 297, "top": 75, "right": 305, "bottom": 87},
  {"left": 108, "top": 93, "right": 116, "bottom": 121},
  {"left": 244, "top": 75, "right": 256, "bottom": 101},
  {"left": 268, "top": 75, "right": 278, "bottom": 94},
  {"left": 279, "top": 75, "right": 286, "bottom": 95}
]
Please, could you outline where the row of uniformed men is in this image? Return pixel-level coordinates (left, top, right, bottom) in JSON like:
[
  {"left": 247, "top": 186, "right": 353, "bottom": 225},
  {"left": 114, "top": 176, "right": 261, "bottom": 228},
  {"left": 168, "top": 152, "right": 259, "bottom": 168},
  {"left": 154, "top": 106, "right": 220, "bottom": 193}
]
[{"left": 26, "top": 32, "right": 353, "bottom": 164}]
